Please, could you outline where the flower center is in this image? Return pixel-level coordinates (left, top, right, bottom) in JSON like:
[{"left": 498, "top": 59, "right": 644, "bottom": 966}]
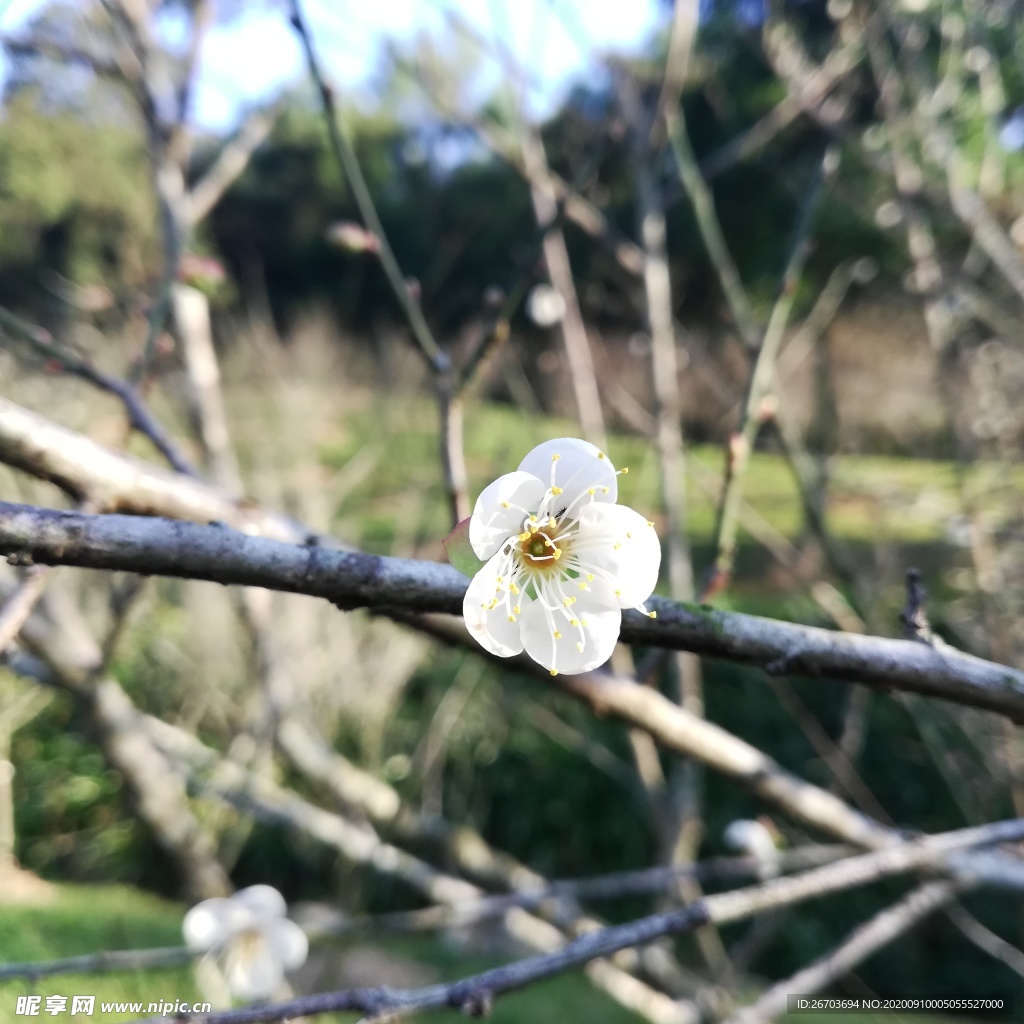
[
  {"left": 517, "top": 525, "right": 567, "bottom": 570},
  {"left": 516, "top": 509, "right": 573, "bottom": 569},
  {"left": 230, "top": 927, "right": 267, "bottom": 961}
]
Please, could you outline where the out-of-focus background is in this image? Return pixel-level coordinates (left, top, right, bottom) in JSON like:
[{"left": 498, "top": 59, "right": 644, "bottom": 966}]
[{"left": 1, "top": 0, "right": 1023, "bottom": 1020}]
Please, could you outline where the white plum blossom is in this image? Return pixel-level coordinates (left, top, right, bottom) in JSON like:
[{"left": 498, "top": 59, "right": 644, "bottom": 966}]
[
  {"left": 463, "top": 437, "right": 661, "bottom": 675},
  {"left": 182, "top": 885, "right": 308, "bottom": 1002},
  {"left": 526, "top": 284, "right": 566, "bottom": 326},
  {"left": 723, "top": 819, "right": 781, "bottom": 879}
]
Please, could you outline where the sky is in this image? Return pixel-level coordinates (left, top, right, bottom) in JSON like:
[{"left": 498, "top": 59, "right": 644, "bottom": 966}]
[{"left": 0, "top": 0, "right": 668, "bottom": 132}]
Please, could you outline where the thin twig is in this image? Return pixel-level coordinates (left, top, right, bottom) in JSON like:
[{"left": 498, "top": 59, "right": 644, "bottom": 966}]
[
  {"left": 699, "top": 40, "right": 862, "bottom": 180},
  {"left": 519, "top": 111, "right": 606, "bottom": 448},
  {"left": 184, "top": 104, "right": 281, "bottom": 227},
  {"left": 289, "top": 0, "right": 472, "bottom": 523},
  {"left": 0, "top": 566, "right": 52, "bottom": 657},
  {"left": 100, "top": 0, "right": 187, "bottom": 386},
  {"left": 453, "top": 128, "right": 617, "bottom": 397},
  {"left": 619, "top": 67, "right": 722, "bottom": 973},
  {"left": 704, "top": 148, "right": 831, "bottom": 596},
  {"left": 666, "top": 112, "right": 759, "bottom": 348},
  {"left": 723, "top": 879, "right": 964, "bottom": 1023},
  {"left": 287, "top": 1, "right": 442, "bottom": 371},
  {"left": 0, "top": 307, "right": 196, "bottom": 477},
  {"left": 0, "top": 946, "right": 190, "bottom": 982},
  {"left": 945, "top": 903, "right": 1024, "bottom": 980}
]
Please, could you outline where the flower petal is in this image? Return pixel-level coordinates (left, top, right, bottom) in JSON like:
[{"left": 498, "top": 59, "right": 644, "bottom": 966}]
[
  {"left": 223, "top": 938, "right": 284, "bottom": 1002},
  {"left": 233, "top": 884, "right": 287, "bottom": 920},
  {"left": 469, "top": 471, "right": 546, "bottom": 560},
  {"left": 575, "top": 504, "right": 661, "bottom": 608},
  {"left": 519, "top": 578, "right": 621, "bottom": 674},
  {"left": 517, "top": 438, "right": 617, "bottom": 511},
  {"left": 267, "top": 918, "right": 309, "bottom": 971},
  {"left": 183, "top": 899, "right": 244, "bottom": 953},
  {"left": 463, "top": 549, "right": 524, "bottom": 658}
]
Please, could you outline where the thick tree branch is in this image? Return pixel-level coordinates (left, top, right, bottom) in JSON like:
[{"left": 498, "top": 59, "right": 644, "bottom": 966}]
[
  {"left": 2, "top": 502, "right": 1023, "bottom": 721},
  {"left": 0, "top": 400, "right": 896, "bottom": 847}
]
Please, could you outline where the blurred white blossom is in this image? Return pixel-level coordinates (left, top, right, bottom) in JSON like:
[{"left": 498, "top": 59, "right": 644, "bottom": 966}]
[
  {"left": 183, "top": 885, "right": 308, "bottom": 1003},
  {"left": 724, "top": 819, "right": 781, "bottom": 878},
  {"left": 526, "top": 284, "right": 566, "bottom": 327}
]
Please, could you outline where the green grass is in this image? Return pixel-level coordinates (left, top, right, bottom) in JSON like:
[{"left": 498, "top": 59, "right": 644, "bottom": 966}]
[{"left": 0, "top": 884, "right": 196, "bottom": 1024}]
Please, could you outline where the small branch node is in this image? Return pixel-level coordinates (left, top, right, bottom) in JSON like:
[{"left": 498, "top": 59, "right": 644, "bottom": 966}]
[
  {"left": 765, "top": 648, "right": 805, "bottom": 676},
  {"left": 460, "top": 990, "right": 494, "bottom": 1017},
  {"left": 900, "top": 567, "right": 935, "bottom": 645}
]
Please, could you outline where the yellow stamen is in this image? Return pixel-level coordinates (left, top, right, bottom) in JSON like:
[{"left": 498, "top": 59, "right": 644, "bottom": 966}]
[
  {"left": 586, "top": 574, "right": 594, "bottom": 581},
  {"left": 588, "top": 487, "right": 596, "bottom": 495},
  {"left": 649, "top": 610, "right": 657, "bottom": 619},
  {"left": 552, "top": 454, "right": 561, "bottom": 461},
  {"left": 553, "top": 630, "right": 562, "bottom": 639},
  {"left": 597, "top": 452, "right": 606, "bottom": 460},
  {"left": 602, "top": 486, "right": 610, "bottom": 493},
  {"left": 513, "top": 605, "right": 521, "bottom": 615},
  {"left": 563, "top": 598, "right": 573, "bottom": 607},
  {"left": 500, "top": 501, "right": 510, "bottom": 509},
  {"left": 551, "top": 486, "right": 563, "bottom": 496},
  {"left": 646, "top": 520, "right": 654, "bottom": 527},
  {"left": 549, "top": 668, "right": 558, "bottom": 676},
  {"left": 508, "top": 615, "right": 516, "bottom": 623},
  {"left": 570, "top": 618, "right": 579, "bottom": 627},
  {"left": 576, "top": 642, "right": 584, "bottom": 653},
  {"left": 510, "top": 583, "right": 519, "bottom": 595}
]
